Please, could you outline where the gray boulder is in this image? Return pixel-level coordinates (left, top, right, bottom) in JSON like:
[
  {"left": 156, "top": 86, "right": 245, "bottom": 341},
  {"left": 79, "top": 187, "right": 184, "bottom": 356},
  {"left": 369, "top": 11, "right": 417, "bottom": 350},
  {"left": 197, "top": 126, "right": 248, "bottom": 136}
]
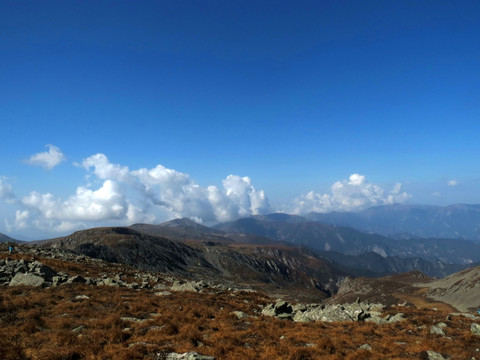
[{"left": 9, "top": 272, "right": 45, "bottom": 287}]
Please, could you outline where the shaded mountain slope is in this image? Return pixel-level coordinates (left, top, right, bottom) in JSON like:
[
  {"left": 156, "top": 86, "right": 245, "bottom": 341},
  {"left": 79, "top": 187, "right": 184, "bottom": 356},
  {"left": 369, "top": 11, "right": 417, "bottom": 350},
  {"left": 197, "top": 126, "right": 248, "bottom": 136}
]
[
  {"left": 44, "top": 227, "right": 210, "bottom": 274},
  {"left": 215, "top": 216, "right": 394, "bottom": 255},
  {"left": 317, "top": 250, "right": 466, "bottom": 278},
  {"left": 42, "top": 226, "right": 349, "bottom": 301}
]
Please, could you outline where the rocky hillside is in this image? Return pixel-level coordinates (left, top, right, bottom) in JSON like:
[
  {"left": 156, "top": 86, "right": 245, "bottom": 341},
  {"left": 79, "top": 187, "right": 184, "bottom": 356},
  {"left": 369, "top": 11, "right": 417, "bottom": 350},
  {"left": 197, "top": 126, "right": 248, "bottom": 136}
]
[
  {"left": 1, "top": 243, "right": 480, "bottom": 360},
  {"left": 40, "top": 226, "right": 349, "bottom": 301},
  {"left": 419, "top": 265, "right": 480, "bottom": 312}
]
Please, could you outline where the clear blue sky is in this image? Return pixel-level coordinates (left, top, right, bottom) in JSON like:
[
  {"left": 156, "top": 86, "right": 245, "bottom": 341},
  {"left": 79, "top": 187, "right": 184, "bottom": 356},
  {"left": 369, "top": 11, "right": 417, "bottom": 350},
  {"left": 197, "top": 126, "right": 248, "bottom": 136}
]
[{"left": 1, "top": 1, "right": 479, "bottom": 239}]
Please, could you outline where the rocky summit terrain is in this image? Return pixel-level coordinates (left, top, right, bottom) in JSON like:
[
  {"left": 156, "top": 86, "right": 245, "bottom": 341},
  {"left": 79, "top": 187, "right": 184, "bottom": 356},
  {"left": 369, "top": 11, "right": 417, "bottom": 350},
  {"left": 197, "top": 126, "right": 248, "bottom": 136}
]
[{"left": 1, "top": 241, "right": 480, "bottom": 360}]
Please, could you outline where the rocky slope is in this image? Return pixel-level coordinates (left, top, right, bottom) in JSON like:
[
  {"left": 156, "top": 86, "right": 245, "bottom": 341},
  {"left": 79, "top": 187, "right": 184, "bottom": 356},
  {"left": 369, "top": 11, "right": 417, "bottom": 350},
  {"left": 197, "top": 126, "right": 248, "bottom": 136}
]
[
  {"left": 1, "top": 242, "right": 480, "bottom": 360},
  {"left": 419, "top": 265, "right": 480, "bottom": 312},
  {"left": 39, "top": 226, "right": 349, "bottom": 301}
]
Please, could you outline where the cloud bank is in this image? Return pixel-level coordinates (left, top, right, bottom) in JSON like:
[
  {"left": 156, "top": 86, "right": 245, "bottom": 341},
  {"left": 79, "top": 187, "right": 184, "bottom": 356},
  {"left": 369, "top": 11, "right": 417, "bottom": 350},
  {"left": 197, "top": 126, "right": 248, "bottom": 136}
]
[
  {"left": 291, "top": 174, "right": 410, "bottom": 214},
  {"left": 25, "top": 145, "right": 66, "bottom": 170},
  {"left": 1, "top": 153, "right": 411, "bottom": 236},
  {"left": 5, "top": 154, "right": 272, "bottom": 233}
]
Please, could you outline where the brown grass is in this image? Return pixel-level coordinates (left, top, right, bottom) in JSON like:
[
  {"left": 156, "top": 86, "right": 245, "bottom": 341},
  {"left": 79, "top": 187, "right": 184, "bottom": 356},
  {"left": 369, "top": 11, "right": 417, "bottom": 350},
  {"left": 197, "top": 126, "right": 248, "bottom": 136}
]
[{"left": 1, "top": 253, "right": 479, "bottom": 359}]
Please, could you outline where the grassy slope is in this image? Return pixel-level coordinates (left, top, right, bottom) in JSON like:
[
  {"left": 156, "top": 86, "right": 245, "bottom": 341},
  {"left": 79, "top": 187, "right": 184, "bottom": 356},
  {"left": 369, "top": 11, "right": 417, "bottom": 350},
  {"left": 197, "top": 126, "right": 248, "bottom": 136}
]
[{"left": 1, "top": 251, "right": 479, "bottom": 360}]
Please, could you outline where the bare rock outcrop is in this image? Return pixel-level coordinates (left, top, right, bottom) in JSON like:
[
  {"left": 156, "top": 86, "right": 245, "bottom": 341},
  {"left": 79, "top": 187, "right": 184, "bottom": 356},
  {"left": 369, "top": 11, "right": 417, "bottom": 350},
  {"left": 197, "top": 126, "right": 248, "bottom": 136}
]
[{"left": 261, "top": 300, "right": 405, "bottom": 324}]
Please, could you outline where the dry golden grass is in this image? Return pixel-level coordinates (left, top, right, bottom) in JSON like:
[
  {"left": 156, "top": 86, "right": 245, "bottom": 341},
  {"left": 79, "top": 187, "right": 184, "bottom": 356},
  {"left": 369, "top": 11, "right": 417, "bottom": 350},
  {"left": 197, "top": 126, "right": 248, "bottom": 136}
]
[{"left": 1, "top": 254, "right": 479, "bottom": 359}]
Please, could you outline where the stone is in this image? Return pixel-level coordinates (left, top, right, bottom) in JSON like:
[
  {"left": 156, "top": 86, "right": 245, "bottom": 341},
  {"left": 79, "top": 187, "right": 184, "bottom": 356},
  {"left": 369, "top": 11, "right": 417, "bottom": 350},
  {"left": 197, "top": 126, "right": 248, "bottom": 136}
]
[
  {"left": 230, "top": 311, "right": 248, "bottom": 319},
  {"left": 166, "top": 352, "right": 215, "bottom": 360},
  {"left": 72, "top": 326, "right": 84, "bottom": 333},
  {"left": 171, "top": 281, "right": 200, "bottom": 292},
  {"left": 359, "top": 344, "right": 372, "bottom": 350},
  {"left": 424, "top": 350, "right": 448, "bottom": 360},
  {"left": 430, "top": 325, "right": 446, "bottom": 336},
  {"left": 9, "top": 272, "right": 45, "bottom": 287},
  {"left": 471, "top": 323, "right": 480, "bottom": 336},
  {"left": 120, "top": 317, "right": 148, "bottom": 323},
  {"left": 155, "top": 291, "right": 172, "bottom": 296},
  {"left": 101, "top": 278, "right": 120, "bottom": 287}
]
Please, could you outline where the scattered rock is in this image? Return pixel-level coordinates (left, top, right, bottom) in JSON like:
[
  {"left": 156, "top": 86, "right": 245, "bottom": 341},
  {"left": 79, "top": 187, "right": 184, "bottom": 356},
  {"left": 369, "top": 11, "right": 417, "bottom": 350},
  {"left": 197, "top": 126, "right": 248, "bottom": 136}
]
[
  {"left": 471, "top": 323, "right": 480, "bottom": 336},
  {"left": 430, "top": 325, "right": 447, "bottom": 336},
  {"left": 359, "top": 344, "right": 372, "bottom": 350},
  {"left": 72, "top": 325, "right": 84, "bottom": 333},
  {"left": 121, "top": 317, "right": 148, "bottom": 323},
  {"left": 166, "top": 352, "right": 215, "bottom": 360},
  {"left": 155, "top": 291, "right": 172, "bottom": 296},
  {"left": 171, "top": 280, "right": 201, "bottom": 292},
  {"left": 262, "top": 300, "right": 402, "bottom": 324},
  {"left": 230, "top": 311, "right": 249, "bottom": 319}
]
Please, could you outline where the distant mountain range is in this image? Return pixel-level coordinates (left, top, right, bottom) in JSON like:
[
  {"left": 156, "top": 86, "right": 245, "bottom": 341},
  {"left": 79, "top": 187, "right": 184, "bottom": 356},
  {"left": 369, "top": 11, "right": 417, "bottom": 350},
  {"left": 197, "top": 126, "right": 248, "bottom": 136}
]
[
  {"left": 10, "top": 203, "right": 480, "bottom": 285},
  {"left": 214, "top": 213, "right": 480, "bottom": 265},
  {"left": 306, "top": 204, "right": 480, "bottom": 241}
]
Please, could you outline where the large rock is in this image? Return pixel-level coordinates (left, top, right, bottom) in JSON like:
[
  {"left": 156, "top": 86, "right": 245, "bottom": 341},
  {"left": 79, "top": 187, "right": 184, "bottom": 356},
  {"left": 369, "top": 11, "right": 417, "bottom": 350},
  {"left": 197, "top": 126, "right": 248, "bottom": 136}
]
[
  {"left": 9, "top": 272, "right": 45, "bottom": 287},
  {"left": 471, "top": 323, "right": 480, "bottom": 335}
]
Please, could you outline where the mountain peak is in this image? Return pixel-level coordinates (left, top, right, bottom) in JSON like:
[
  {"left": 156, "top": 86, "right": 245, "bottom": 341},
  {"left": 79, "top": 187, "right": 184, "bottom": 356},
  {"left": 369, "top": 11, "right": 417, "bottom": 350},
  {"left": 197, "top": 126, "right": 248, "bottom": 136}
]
[{"left": 160, "top": 218, "right": 203, "bottom": 228}]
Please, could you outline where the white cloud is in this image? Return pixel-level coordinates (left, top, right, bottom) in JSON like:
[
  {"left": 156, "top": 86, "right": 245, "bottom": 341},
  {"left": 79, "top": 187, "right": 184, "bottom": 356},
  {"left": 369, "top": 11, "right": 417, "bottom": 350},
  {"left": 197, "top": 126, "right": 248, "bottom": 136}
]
[
  {"left": 448, "top": 179, "right": 460, "bottom": 187},
  {"left": 25, "top": 144, "right": 66, "bottom": 170},
  {"left": 22, "top": 180, "right": 127, "bottom": 222},
  {"left": 4, "top": 153, "right": 271, "bottom": 235},
  {"left": 82, "top": 154, "right": 129, "bottom": 181},
  {"left": 0, "top": 177, "right": 15, "bottom": 203},
  {"left": 14, "top": 210, "right": 29, "bottom": 229},
  {"left": 291, "top": 174, "right": 410, "bottom": 214}
]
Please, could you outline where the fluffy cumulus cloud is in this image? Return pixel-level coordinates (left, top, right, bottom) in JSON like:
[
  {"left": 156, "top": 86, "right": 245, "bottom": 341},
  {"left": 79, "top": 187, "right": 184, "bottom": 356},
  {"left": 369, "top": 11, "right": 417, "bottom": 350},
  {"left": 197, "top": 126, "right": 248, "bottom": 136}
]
[
  {"left": 1, "top": 151, "right": 410, "bottom": 237},
  {"left": 3, "top": 153, "right": 271, "bottom": 234},
  {"left": 22, "top": 180, "right": 127, "bottom": 222},
  {"left": 291, "top": 174, "right": 410, "bottom": 214},
  {"left": 25, "top": 144, "right": 66, "bottom": 170},
  {"left": 82, "top": 154, "right": 129, "bottom": 181}
]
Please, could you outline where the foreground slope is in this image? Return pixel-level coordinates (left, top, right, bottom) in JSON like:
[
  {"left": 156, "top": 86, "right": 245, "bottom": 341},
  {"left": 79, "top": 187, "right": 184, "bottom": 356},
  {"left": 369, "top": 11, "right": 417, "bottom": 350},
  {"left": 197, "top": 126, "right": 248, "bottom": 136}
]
[{"left": 1, "top": 243, "right": 479, "bottom": 360}]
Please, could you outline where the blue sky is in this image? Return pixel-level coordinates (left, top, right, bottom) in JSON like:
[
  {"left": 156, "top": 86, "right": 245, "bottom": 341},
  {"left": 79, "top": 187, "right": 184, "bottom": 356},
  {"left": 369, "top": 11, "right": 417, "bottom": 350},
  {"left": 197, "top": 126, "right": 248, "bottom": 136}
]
[{"left": 1, "top": 1, "right": 479, "bottom": 239}]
